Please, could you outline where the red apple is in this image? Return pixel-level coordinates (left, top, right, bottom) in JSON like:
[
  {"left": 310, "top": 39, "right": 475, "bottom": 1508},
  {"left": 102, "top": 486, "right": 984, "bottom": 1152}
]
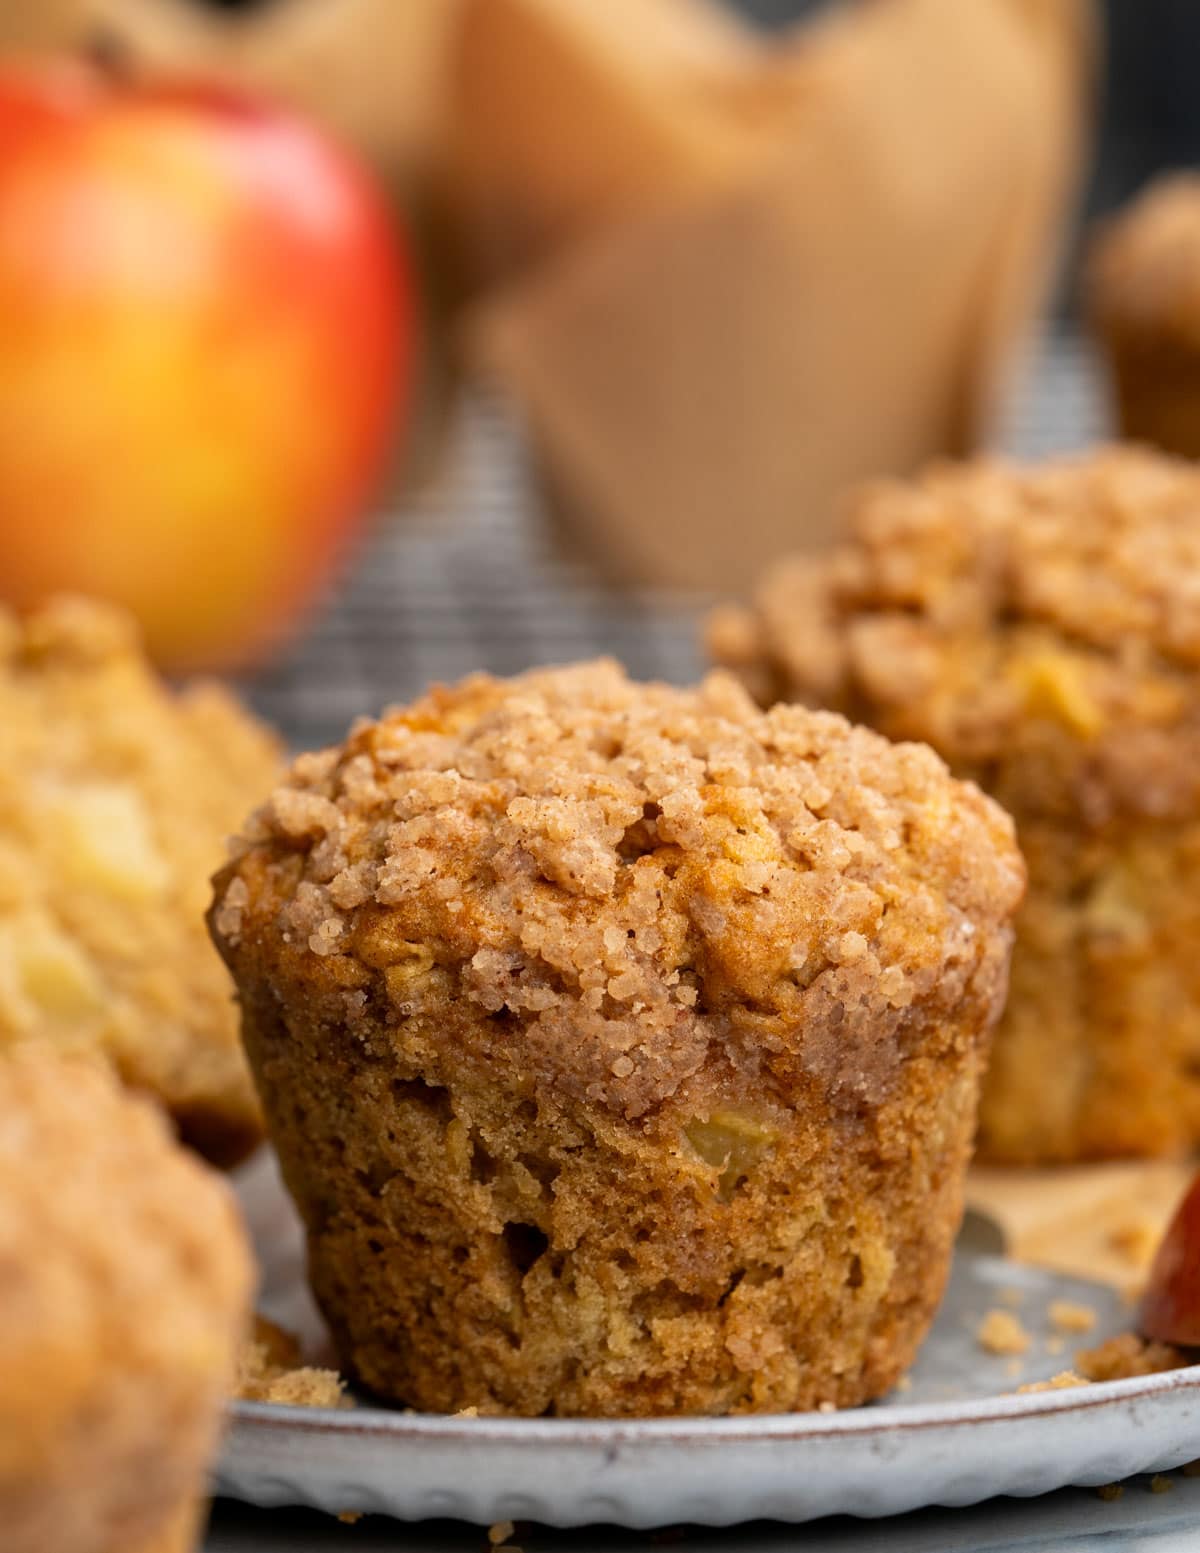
[
  {"left": 0, "top": 59, "right": 413, "bottom": 670},
  {"left": 1140, "top": 1169, "right": 1200, "bottom": 1347}
]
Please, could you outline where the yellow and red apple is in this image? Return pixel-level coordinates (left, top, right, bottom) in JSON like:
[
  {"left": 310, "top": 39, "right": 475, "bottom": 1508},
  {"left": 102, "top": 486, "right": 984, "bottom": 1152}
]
[{"left": 0, "top": 59, "right": 414, "bottom": 670}]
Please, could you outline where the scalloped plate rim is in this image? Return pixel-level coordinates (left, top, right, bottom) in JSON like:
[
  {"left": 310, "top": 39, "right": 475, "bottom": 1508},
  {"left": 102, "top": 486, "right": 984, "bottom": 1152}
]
[
  {"left": 217, "top": 1365, "right": 1200, "bottom": 1527},
  {"left": 227, "top": 1362, "right": 1200, "bottom": 1441}
]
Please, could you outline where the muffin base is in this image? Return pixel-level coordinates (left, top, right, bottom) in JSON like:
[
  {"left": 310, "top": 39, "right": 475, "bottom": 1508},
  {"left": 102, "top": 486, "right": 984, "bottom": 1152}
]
[
  {"left": 241, "top": 979, "right": 995, "bottom": 1418},
  {"left": 979, "top": 816, "right": 1200, "bottom": 1164}
]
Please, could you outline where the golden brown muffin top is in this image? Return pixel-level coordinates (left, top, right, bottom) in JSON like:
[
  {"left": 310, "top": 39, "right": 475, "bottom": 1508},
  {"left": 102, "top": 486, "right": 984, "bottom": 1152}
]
[
  {"left": 0, "top": 597, "right": 280, "bottom": 1163},
  {"left": 1088, "top": 173, "right": 1200, "bottom": 346},
  {"left": 213, "top": 661, "right": 1021, "bottom": 1120},
  {"left": 709, "top": 447, "right": 1200, "bottom": 821},
  {"left": 0, "top": 1046, "right": 251, "bottom": 1485}
]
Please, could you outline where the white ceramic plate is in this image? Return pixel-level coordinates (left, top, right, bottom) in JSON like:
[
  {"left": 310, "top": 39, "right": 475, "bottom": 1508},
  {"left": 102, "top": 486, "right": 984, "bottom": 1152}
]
[{"left": 218, "top": 1153, "right": 1200, "bottom": 1529}]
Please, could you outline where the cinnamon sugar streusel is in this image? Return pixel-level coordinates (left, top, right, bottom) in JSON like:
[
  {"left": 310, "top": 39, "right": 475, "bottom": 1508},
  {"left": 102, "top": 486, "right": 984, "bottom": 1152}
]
[
  {"left": 0, "top": 1047, "right": 251, "bottom": 1553},
  {"left": 711, "top": 447, "right": 1200, "bottom": 1164},
  {"left": 212, "top": 660, "right": 1022, "bottom": 1417},
  {"left": 1088, "top": 175, "right": 1200, "bottom": 458},
  {"left": 0, "top": 598, "right": 280, "bottom": 1164}
]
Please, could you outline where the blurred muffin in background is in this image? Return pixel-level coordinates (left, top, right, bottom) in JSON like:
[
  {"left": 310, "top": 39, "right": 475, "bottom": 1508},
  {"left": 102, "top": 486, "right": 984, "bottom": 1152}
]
[
  {"left": 0, "top": 598, "right": 280, "bottom": 1166},
  {"left": 711, "top": 447, "right": 1200, "bottom": 1164},
  {"left": 211, "top": 661, "right": 1022, "bottom": 1417},
  {"left": 0, "top": 1046, "right": 251, "bottom": 1553},
  {"left": 1089, "top": 174, "right": 1200, "bottom": 459}
]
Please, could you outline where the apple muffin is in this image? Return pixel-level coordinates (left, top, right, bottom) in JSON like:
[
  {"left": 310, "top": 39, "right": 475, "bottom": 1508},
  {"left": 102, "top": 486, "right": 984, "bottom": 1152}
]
[
  {"left": 211, "top": 660, "right": 1022, "bottom": 1416},
  {"left": 710, "top": 446, "right": 1200, "bottom": 1164},
  {"left": 1088, "top": 174, "right": 1200, "bottom": 459},
  {"left": 0, "top": 1046, "right": 252, "bottom": 1553},
  {"left": 0, "top": 597, "right": 280, "bottom": 1165}
]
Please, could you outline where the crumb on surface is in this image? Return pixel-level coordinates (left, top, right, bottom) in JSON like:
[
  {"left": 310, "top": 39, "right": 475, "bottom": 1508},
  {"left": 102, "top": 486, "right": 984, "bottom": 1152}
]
[
  {"left": 1048, "top": 1300, "right": 1097, "bottom": 1335},
  {"left": 488, "top": 1523, "right": 516, "bottom": 1547},
  {"left": 1016, "top": 1370, "right": 1090, "bottom": 1394},
  {"left": 1076, "top": 1332, "right": 1191, "bottom": 1382},
  {"left": 234, "top": 1316, "right": 347, "bottom": 1409},
  {"left": 978, "top": 1309, "right": 1032, "bottom": 1356},
  {"left": 1150, "top": 1474, "right": 1175, "bottom": 1494},
  {"left": 1096, "top": 1483, "right": 1125, "bottom": 1501},
  {"left": 1109, "top": 1219, "right": 1160, "bottom": 1270}
]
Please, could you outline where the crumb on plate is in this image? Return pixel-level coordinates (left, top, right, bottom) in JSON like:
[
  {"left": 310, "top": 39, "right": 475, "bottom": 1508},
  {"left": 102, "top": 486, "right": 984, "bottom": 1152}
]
[
  {"left": 1109, "top": 1219, "right": 1160, "bottom": 1270},
  {"left": 1048, "top": 1299, "right": 1098, "bottom": 1334},
  {"left": 1016, "top": 1370, "right": 1090, "bottom": 1394},
  {"left": 234, "top": 1316, "right": 347, "bottom": 1409},
  {"left": 1076, "top": 1332, "right": 1191, "bottom": 1382},
  {"left": 978, "top": 1309, "right": 1032, "bottom": 1356}
]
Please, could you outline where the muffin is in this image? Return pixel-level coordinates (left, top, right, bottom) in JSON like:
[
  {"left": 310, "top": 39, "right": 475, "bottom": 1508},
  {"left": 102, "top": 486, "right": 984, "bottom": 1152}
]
[
  {"left": 0, "top": 1046, "right": 252, "bottom": 1553},
  {"left": 710, "top": 446, "right": 1200, "bottom": 1164},
  {"left": 0, "top": 597, "right": 280, "bottom": 1165},
  {"left": 211, "top": 660, "right": 1022, "bottom": 1416},
  {"left": 1088, "top": 174, "right": 1200, "bottom": 458}
]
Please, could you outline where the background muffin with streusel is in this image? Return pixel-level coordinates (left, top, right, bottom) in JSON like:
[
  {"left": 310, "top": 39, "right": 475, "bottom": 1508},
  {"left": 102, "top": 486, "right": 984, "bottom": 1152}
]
[
  {"left": 711, "top": 446, "right": 1200, "bottom": 1164},
  {"left": 212, "top": 659, "right": 1022, "bottom": 1417},
  {"left": 0, "top": 597, "right": 280, "bottom": 1165}
]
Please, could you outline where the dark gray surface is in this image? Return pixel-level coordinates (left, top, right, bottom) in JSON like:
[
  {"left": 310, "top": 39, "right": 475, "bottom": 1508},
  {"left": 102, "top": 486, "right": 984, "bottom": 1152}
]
[{"left": 204, "top": 1476, "right": 1200, "bottom": 1552}]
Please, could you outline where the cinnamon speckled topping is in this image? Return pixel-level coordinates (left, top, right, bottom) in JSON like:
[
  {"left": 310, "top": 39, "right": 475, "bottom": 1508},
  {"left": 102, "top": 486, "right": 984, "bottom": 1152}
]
[
  {"left": 710, "top": 448, "right": 1200, "bottom": 821},
  {"left": 214, "top": 660, "right": 1021, "bottom": 1122}
]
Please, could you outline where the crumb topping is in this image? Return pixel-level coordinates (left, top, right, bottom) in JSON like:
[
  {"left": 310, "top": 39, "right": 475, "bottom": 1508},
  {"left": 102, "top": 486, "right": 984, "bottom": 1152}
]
[
  {"left": 710, "top": 449, "right": 1200, "bottom": 821},
  {"left": 1016, "top": 1370, "right": 1089, "bottom": 1394},
  {"left": 213, "top": 661, "right": 1021, "bottom": 1121}
]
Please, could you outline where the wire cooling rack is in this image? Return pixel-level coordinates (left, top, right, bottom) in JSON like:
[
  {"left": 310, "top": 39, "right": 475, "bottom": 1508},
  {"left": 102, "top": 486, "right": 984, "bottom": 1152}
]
[{"left": 241, "top": 332, "right": 1110, "bottom": 751}]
